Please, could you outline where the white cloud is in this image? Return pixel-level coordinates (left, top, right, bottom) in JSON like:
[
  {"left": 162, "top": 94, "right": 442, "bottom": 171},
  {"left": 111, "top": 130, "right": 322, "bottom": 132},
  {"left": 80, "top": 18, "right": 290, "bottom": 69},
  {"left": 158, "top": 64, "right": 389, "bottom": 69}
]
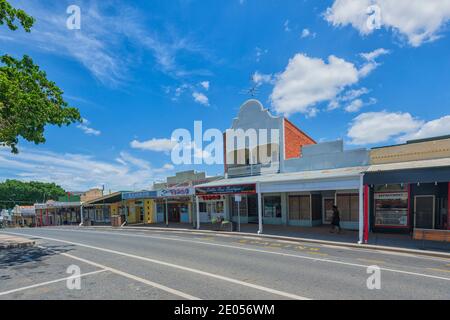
[
  {"left": 0, "top": 147, "right": 172, "bottom": 191},
  {"left": 77, "top": 119, "right": 101, "bottom": 136},
  {"left": 252, "top": 72, "right": 273, "bottom": 86},
  {"left": 192, "top": 92, "right": 210, "bottom": 106},
  {"left": 347, "top": 111, "right": 424, "bottom": 145},
  {"left": 200, "top": 81, "right": 210, "bottom": 91},
  {"left": 270, "top": 54, "right": 359, "bottom": 116},
  {"left": 399, "top": 115, "right": 450, "bottom": 142},
  {"left": 130, "top": 138, "right": 177, "bottom": 153},
  {"left": 301, "top": 28, "right": 316, "bottom": 38},
  {"left": 344, "top": 99, "right": 364, "bottom": 113},
  {"left": 284, "top": 20, "right": 291, "bottom": 32},
  {"left": 325, "top": 0, "right": 450, "bottom": 47},
  {"left": 359, "top": 48, "right": 390, "bottom": 77}
]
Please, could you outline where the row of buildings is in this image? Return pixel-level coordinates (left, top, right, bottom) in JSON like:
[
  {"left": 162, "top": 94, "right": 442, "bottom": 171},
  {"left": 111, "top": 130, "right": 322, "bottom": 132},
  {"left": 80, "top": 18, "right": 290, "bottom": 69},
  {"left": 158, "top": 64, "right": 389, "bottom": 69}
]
[{"left": 6, "top": 100, "right": 450, "bottom": 244}]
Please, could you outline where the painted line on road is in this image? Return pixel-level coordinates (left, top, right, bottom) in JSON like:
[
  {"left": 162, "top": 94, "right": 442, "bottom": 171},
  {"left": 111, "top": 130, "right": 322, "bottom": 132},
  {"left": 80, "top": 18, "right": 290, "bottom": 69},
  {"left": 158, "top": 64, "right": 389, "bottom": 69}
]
[
  {"left": 427, "top": 268, "right": 450, "bottom": 274},
  {"left": 22, "top": 228, "right": 450, "bottom": 282},
  {"left": 48, "top": 247, "right": 200, "bottom": 300},
  {"left": 4, "top": 232, "right": 310, "bottom": 300},
  {"left": 0, "top": 269, "right": 107, "bottom": 296}
]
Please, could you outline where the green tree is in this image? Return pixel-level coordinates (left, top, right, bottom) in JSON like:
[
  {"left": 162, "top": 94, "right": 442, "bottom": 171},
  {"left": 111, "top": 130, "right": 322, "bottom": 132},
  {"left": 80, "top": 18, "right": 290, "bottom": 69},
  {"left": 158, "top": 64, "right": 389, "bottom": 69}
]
[
  {"left": 0, "top": 179, "right": 67, "bottom": 209},
  {"left": 0, "top": 0, "right": 81, "bottom": 153}
]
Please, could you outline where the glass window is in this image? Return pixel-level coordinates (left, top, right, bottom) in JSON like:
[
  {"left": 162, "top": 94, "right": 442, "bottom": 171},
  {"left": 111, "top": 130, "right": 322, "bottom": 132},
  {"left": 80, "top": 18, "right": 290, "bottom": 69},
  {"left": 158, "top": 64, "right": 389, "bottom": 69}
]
[
  {"left": 231, "top": 196, "right": 248, "bottom": 217},
  {"left": 199, "top": 202, "right": 207, "bottom": 213},
  {"left": 289, "top": 195, "right": 310, "bottom": 220},
  {"left": 156, "top": 203, "right": 166, "bottom": 214},
  {"left": 264, "top": 196, "right": 282, "bottom": 218},
  {"left": 216, "top": 201, "right": 224, "bottom": 214},
  {"left": 374, "top": 186, "right": 409, "bottom": 227},
  {"left": 336, "top": 194, "right": 359, "bottom": 222}
]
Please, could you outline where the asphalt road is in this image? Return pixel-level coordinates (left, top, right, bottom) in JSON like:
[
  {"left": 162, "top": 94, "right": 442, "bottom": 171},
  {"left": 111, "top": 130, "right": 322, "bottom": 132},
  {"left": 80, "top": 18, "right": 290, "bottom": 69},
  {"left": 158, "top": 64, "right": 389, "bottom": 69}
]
[{"left": 1, "top": 227, "right": 449, "bottom": 300}]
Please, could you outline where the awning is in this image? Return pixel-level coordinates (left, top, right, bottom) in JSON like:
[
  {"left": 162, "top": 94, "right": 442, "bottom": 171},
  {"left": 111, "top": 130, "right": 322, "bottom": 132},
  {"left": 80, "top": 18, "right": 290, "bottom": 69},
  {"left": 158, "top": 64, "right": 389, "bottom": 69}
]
[
  {"left": 195, "top": 166, "right": 367, "bottom": 194},
  {"left": 365, "top": 158, "right": 450, "bottom": 185},
  {"left": 83, "top": 192, "right": 125, "bottom": 205}
]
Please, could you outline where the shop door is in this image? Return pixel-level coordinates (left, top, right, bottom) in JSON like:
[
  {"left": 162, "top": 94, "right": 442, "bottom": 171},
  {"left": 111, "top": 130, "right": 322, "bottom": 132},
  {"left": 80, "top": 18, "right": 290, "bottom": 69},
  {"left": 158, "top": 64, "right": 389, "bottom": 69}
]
[
  {"left": 414, "top": 196, "right": 435, "bottom": 229},
  {"left": 169, "top": 205, "right": 181, "bottom": 222},
  {"left": 247, "top": 195, "right": 258, "bottom": 224},
  {"left": 323, "top": 198, "right": 335, "bottom": 224}
]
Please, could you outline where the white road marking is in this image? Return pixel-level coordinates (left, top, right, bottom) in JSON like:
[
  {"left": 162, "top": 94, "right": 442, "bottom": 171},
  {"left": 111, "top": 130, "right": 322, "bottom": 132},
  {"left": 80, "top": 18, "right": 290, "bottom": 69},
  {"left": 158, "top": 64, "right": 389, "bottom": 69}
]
[
  {"left": 3, "top": 231, "right": 309, "bottom": 300},
  {"left": 42, "top": 247, "right": 200, "bottom": 300},
  {"left": 0, "top": 269, "right": 107, "bottom": 296},
  {"left": 9, "top": 228, "right": 450, "bottom": 282}
]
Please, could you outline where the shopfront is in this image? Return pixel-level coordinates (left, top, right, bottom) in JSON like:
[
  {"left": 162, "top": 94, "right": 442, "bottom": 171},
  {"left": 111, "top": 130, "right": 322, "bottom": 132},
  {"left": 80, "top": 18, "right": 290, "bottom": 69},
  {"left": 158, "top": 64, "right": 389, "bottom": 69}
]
[
  {"left": 156, "top": 187, "right": 195, "bottom": 224},
  {"left": 198, "top": 195, "right": 226, "bottom": 223},
  {"left": 122, "top": 191, "right": 157, "bottom": 224},
  {"left": 196, "top": 183, "right": 257, "bottom": 225},
  {"left": 195, "top": 166, "right": 366, "bottom": 236},
  {"left": 364, "top": 162, "right": 450, "bottom": 234}
]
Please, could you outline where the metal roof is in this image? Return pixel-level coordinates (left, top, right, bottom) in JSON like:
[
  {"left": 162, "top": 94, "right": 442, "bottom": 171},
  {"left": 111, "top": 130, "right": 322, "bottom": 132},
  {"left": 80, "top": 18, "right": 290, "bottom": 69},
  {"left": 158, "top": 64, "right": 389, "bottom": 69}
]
[{"left": 367, "top": 158, "right": 450, "bottom": 173}]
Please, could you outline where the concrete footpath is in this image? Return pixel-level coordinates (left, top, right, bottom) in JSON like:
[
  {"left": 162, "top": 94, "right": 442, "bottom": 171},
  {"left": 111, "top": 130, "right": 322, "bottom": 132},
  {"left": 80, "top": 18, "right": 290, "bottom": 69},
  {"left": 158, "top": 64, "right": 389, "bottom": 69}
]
[
  {"left": 86, "top": 223, "right": 450, "bottom": 259},
  {"left": 0, "top": 233, "right": 35, "bottom": 250}
]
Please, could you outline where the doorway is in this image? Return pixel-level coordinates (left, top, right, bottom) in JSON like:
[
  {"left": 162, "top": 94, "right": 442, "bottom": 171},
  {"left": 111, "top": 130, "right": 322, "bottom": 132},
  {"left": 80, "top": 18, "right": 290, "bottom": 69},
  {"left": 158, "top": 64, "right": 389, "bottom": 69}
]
[
  {"left": 168, "top": 204, "right": 181, "bottom": 222},
  {"left": 414, "top": 196, "right": 435, "bottom": 229},
  {"left": 247, "top": 195, "right": 259, "bottom": 224}
]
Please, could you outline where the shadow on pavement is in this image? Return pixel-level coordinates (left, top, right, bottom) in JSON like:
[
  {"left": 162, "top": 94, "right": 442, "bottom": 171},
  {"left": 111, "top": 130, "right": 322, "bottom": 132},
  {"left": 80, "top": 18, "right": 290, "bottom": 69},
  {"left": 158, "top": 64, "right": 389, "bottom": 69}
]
[{"left": 0, "top": 244, "right": 75, "bottom": 269}]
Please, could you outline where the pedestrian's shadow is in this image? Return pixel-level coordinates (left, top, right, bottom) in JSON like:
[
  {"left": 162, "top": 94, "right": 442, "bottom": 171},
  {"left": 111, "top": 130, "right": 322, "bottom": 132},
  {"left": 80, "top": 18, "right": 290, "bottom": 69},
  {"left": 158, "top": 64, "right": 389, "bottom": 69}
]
[{"left": 0, "top": 244, "right": 75, "bottom": 269}]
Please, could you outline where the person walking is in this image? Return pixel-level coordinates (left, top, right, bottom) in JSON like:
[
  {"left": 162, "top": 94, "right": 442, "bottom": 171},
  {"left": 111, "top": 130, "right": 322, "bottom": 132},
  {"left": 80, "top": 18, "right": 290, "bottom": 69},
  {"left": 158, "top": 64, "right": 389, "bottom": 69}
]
[{"left": 330, "top": 205, "right": 341, "bottom": 234}]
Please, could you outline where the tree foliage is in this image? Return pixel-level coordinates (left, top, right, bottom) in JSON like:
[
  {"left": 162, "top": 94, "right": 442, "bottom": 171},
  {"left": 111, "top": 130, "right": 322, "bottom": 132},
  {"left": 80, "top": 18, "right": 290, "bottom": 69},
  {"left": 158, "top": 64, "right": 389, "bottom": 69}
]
[
  {"left": 0, "top": 179, "right": 67, "bottom": 209},
  {"left": 0, "top": 0, "right": 81, "bottom": 153},
  {"left": 0, "top": 0, "right": 34, "bottom": 32}
]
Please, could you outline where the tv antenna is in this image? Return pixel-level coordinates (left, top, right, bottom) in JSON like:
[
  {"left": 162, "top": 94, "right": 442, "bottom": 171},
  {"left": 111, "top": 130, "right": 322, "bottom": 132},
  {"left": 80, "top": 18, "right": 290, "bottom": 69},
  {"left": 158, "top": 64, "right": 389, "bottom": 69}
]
[{"left": 239, "top": 75, "right": 260, "bottom": 98}]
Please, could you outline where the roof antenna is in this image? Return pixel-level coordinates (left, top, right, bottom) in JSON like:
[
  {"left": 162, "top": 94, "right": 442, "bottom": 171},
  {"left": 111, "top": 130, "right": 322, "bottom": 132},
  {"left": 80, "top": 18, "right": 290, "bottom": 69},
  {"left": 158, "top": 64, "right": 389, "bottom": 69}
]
[{"left": 239, "top": 75, "right": 259, "bottom": 98}]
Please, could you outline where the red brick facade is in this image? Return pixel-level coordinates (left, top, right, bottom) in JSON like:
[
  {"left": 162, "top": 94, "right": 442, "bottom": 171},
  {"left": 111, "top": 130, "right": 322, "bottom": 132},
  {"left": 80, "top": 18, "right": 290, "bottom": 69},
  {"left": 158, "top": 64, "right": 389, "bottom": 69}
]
[{"left": 284, "top": 119, "right": 316, "bottom": 159}]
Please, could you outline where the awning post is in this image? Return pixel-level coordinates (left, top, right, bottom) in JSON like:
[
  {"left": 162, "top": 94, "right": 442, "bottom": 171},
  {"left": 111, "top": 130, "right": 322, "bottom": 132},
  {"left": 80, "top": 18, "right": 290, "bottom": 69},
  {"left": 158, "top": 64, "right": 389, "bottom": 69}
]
[
  {"left": 196, "top": 196, "right": 200, "bottom": 230},
  {"left": 165, "top": 198, "right": 169, "bottom": 227},
  {"left": 358, "top": 174, "right": 364, "bottom": 244},
  {"left": 80, "top": 205, "right": 84, "bottom": 227},
  {"left": 257, "top": 183, "right": 263, "bottom": 235}
]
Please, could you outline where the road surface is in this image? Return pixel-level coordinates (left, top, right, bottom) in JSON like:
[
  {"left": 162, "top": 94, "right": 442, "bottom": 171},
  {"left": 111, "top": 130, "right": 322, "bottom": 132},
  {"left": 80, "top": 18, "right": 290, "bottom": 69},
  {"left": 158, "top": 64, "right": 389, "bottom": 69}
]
[{"left": 1, "top": 227, "right": 449, "bottom": 300}]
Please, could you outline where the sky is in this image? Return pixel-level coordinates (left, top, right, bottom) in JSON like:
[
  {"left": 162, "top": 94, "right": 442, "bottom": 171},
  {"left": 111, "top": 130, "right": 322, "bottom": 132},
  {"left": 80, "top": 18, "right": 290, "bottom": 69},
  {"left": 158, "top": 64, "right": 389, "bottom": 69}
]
[{"left": 1, "top": 0, "right": 450, "bottom": 192}]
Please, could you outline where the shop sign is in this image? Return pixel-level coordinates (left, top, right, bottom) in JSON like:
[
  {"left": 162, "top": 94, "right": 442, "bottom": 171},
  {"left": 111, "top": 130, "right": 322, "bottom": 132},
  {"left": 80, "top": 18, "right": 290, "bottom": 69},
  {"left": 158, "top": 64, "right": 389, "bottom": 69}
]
[
  {"left": 196, "top": 184, "right": 256, "bottom": 195},
  {"left": 122, "top": 191, "right": 157, "bottom": 200},
  {"left": 158, "top": 187, "right": 195, "bottom": 198},
  {"left": 200, "top": 195, "right": 223, "bottom": 201},
  {"left": 374, "top": 193, "right": 408, "bottom": 201}
]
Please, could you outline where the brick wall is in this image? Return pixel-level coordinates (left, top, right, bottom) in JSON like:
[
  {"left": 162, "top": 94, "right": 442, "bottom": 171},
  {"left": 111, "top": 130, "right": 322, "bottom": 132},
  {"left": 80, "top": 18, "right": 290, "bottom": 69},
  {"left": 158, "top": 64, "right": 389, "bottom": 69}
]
[{"left": 284, "top": 119, "right": 316, "bottom": 159}]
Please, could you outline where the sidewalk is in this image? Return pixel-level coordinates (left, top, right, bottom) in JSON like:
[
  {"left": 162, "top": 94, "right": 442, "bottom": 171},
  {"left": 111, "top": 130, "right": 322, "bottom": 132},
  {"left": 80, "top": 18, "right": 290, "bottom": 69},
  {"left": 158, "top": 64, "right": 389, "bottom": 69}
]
[
  {"left": 0, "top": 233, "right": 35, "bottom": 250},
  {"left": 123, "top": 223, "right": 450, "bottom": 257}
]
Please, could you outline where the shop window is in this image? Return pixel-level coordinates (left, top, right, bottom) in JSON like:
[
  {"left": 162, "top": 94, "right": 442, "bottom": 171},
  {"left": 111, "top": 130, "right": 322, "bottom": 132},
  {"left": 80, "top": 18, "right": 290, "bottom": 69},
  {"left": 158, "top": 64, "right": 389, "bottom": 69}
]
[
  {"left": 374, "top": 185, "right": 408, "bottom": 227},
  {"left": 216, "top": 201, "right": 224, "bottom": 214},
  {"left": 289, "top": 195, "right": 310, "bottom": 220},
  {"left": 263, "top": 196, "right": 282, "bottom": 218},
  {"left": 336, "top": 194, "right": 359, "bottom": 222},
  {"left": 156, "top": 203, "right": 166, "bottom": 214},
  {"left": 231, "top": 196, "right": 248, "bottom": 217},
  {"left": 199, "top": 202, "right": 207, "bottom": 213}
]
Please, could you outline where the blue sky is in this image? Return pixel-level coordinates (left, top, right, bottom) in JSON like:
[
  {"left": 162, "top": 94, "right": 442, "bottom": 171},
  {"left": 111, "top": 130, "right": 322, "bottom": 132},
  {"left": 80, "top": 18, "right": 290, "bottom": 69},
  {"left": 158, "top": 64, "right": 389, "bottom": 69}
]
[{"left": 1, "top": 0, "right": 450, "bottom": 191}]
